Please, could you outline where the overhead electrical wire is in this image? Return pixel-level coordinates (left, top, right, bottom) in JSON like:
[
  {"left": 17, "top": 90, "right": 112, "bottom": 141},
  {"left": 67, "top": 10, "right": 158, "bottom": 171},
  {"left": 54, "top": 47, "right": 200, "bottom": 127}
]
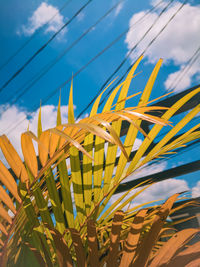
[
  {"left": 35, "top": 0, "right": 172, "bottom": 112},
  {"left": 0, "top": 0, "right": 73, "bottom": 72},
  {"left": 4, "top": 0, "right": 186, "bottom": 136},
  {"left": 0, "top": 0, "right": 93, "bottom": 93},
  {"left": 2, "top": 0, "right": 127, "bottom": 112},
  {"left": 97, "top": 0, "right": 188, "bottom": 110},
  {"left": 167, "top": 45, "right": 200, "bottom": 91},
  {"left": 4, "top": 0, "right": 185, "bottom": 135},
  {"left": 2, "top": 0, "right": 161, "bottom": 110},
  {"left": 76, "top": 0, "right": 188, "bottom": 119}
]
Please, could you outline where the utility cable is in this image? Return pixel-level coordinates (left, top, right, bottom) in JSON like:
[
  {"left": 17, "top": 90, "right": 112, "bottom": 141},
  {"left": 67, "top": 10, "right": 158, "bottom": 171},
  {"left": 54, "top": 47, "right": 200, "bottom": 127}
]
[
  {"left": 0, "top": 0, "right": 72, "bottom": 72},
  {"left": 76, "top": 0, "right": 176, "bottom": 119},
  {"left": 151, "top": 136, "right": 200, "bottom": 166},
  {"left": 4, "top": 0, "right": 186, "bottom": 135},
  {"left": 0, "top": 0, "right": 93, "bottom": 93},
  {"left": 2, "top": 0, "right": 127, "bottom": 112},
  {"left": 167, "top": 45, "right": 200, "bottom": 91},
  {"left": 3, "top": 0, "right": 159, "bottom": 108}
]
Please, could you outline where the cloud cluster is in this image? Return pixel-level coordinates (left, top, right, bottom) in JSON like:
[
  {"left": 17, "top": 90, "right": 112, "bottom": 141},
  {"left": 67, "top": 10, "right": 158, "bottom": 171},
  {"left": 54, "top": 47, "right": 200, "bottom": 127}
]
[
  {"left": 110, "top": 161, "right": 167, "bottom": 205},
  {"left": 20, "top": 2, "right": 66, "bottom": 36},
  {"left": 110, "top": 177, "right": 189, "bottom": 210},
  {"left": 125, "top": 1, "right": 200, "bottom": 91},
  {"left": 0, "top": 104, "right": 71, "bottom": 162},
  {"left": 131, "top": 178, "right": 189, "bottom": 207},
  {"left": 123, "top": 161, "right": 167, "bottom": 183},
  {"left": 192, "top": 181, "right": 200, "bottom": 198},
  {"left": 110, "top": 157, "right": 200, "bottom": 209}
]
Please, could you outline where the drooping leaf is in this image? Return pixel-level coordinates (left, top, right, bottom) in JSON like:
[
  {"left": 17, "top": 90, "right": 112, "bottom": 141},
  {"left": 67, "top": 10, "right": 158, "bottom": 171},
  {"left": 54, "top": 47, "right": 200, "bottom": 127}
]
[
  {"left": 0, "top": 222, "right": 8, "bottom": 236},
  {"left": 0, "top": 160, "right": 21, "bottom": 203},
  {"left": 0, "top": 186, "right": 16, "bottom": 214},
  {"left": 0, "top": 135, "right": 28, "bottom": 183},
  {"left": 149, "top": 228, "right": 200, "bottom": 267},
  {"left": 132, "top": 194, "right": 179, "bottom": 266}
]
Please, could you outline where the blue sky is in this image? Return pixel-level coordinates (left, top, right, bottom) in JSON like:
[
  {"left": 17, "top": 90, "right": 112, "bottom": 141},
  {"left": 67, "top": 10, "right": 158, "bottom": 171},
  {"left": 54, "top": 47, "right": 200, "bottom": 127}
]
[{"left": 0, "top": 0, "right": 200, "bottom": 205}]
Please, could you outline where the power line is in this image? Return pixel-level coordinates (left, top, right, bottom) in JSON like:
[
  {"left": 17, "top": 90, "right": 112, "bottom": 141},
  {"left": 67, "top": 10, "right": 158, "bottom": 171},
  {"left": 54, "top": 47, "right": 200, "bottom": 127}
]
[
  {"left": 167, "top": 45, "right": 200, "bottom": 91},
  {"left": 98, "top": 0, "right": 188, "bottom": 110},
  {"left": 0, "top": 0, "right": 72, "bottom": 72},
  {"left": 3, "top": 0, "right": 164, "bottom": 136},
  {"left": 0, "top": 0, "right": 93, "bottom": 93},
  {"left": 4, "top": 0, "right": 186, "bottom": 135},
  {"left": 2, "top": 0, "right": 176, "bottom": 135},
  {"left": 76, "top": 0, "right": 176, "bottom": 119},
  {"left": 2, "top": 0, "right": 127, "bottom": 111}
]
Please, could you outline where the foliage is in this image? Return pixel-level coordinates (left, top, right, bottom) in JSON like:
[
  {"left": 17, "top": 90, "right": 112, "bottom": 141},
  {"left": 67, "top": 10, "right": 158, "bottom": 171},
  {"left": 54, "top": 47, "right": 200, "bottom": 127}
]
[
  {"left": 21, "top": 194, "right": 199, "bottom": 267},
  {"left": 0, "top": 56, "right": 200, "bottom": 266}
]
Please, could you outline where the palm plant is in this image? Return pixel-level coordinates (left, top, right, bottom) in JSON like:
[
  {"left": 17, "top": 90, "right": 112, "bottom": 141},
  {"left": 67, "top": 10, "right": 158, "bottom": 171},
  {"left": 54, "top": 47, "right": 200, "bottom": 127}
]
[{"left": 0, "top": 56, "right": 200, "bottom": 266}]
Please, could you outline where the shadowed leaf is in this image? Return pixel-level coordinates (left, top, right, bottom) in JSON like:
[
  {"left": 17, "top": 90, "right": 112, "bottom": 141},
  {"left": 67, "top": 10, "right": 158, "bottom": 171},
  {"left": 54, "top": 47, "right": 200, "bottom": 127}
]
[
  {"left": 87, "top": 220, "right": 99, "bottom": 267},
  {"left": 0, "top": 160, "right": 21, "bottom": 203},
  {"left": 25, "top": 242, "right": 47, "bottom": 267},
  {"left": 0, "top": 222, "right": 8, "bottom": 236},
  {"left": 0, "top": 205, "right": 12, "bottom": 224},
  {"left": 120, "top": 209, "right": 148, "bottom": 267},
  {"left": 150, "top": 228, "right": 200, "bottom": 267},
  {"left": 0, "top": 186, "right": 16, "bottom": 214},
  {"left": 106, "top": 210, "right": 124, "bottom": 267},
  {"left": 132, "top": 194, "right": 179, "bottom": 266},
  {"left": 70, "top": 228, "right": 87, "bottom": 267},
  {"left": 46, "top": 226, "right": 73, "bottom": 267}
]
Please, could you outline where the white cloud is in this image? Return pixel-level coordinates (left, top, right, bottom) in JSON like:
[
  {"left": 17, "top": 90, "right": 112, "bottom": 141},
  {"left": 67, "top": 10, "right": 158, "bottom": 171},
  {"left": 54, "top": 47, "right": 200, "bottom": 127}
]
[
  {"left": 164, "top": 64, "right": 199, "bottom": 91},
  {"left": 77, "top": 12, "right": 85, "bottom": 22},
  {"left": 123, "top": 160, "right": 167, "bottom": 183},
  {"left": 110, "top": 178, "right": 189, "bottom": 210},
  {"left": 151, "top": 0, "right": 168, "bottom": 9},
  {"left": 192, "top": 181, "right": 200, "bottom": 198},
  {"left": 131, "top": 178, "right": 189, "bottom": 207},
  {"left": 109, "top": 160, "right": 190, "bottom": 210},
  {"left": 109, "top": 161, "right": 167, "bottom": 208},
  {"left": 0, "top": 104, "right": 72, "bottom": 163},
  {"left": 20, "top": 2, "right": 66, "bottom": 36},
  {"left": 115, "top": 3, "right": 124, "bottom": 17},
  {"left": 125, "top": 1, "right": 200, "bottom": 92},
  {"left": 132, "top": 138, "right": 142, "bottom": 151}
]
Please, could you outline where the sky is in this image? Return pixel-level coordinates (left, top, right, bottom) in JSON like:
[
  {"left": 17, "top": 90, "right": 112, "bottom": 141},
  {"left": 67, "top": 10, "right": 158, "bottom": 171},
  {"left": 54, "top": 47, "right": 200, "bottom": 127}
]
[{"left": 0, "top": 0, "right": 200, "bottom": 207}]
